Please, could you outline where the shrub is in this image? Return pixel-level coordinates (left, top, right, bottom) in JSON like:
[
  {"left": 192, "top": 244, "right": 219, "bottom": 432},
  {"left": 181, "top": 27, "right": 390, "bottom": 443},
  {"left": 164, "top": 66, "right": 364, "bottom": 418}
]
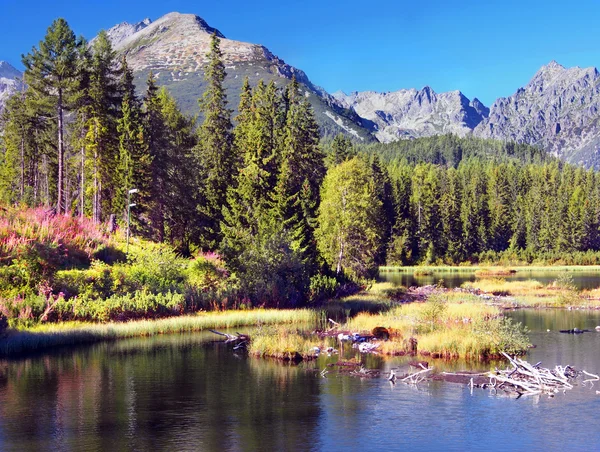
[
  {"left": 186, "top": 252, "right": 228, "bottom": 291},
  {"left": 420, "top": 293, "right": 448, "bottom": 331},
  {"left": 308, "top": 274, "right": 339, "bottom": 303}
]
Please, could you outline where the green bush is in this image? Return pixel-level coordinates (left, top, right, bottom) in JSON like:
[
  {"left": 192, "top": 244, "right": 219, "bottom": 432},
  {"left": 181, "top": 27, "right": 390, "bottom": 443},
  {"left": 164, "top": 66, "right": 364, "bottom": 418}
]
[
  {"left": 308, "top": 274, "right": 339, "bottom": 302},
  {"left": 70, "top": 291, "right": 185, "bottom": 322},
  {"left": 186, "top": 253, "right": 228, "bottom": 291}
]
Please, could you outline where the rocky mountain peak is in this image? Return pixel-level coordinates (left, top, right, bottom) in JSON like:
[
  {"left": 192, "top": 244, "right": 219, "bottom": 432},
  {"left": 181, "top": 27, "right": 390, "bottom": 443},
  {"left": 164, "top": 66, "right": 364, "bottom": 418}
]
[
  {"left": 474, "top": 61, "right": 600, "bottom": 167},
  {"left": 334, "top": 86, "right": 488, "bottom": 143},
  {"left": 0, "top": 61, "right": 24, "bottom": 112},
  {"left": 0, "top": 61, "right": 22, "bottom": 80}
]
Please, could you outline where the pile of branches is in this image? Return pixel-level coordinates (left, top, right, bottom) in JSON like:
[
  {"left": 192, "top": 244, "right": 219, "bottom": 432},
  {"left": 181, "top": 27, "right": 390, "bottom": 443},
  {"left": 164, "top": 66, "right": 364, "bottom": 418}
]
[{"left": 489, "top": 352, "right": 599, "bottom": 397}]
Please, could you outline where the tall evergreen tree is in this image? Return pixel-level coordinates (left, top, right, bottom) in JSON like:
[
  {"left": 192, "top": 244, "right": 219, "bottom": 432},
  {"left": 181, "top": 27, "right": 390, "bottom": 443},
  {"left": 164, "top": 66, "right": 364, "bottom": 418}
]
[
  {"left": 85, "top": 30, "right": 121, "bottom": 221},
  {"left": 196, "top": 33, "right": 235, "bottom": 249},
  {"left": 116, "top": 57, "right": 150, "bottom": 221},
  {"left": 22, "top": 18, "right": 80, "bottom": 213}
]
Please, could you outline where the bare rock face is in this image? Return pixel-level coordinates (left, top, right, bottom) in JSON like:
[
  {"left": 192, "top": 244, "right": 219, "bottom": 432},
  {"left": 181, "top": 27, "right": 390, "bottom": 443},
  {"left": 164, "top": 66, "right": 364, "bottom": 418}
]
[
  {"left": 99, "top": 12, "right": 372, "bottom": 141},
  {"left": 0, "top": 61, "right": 24, "bottom": 112},
  {"left": 92, "top": 18, "right": 152, "bottom": 48},
  {"left": 333, "top": 87, "right": 488, "bottom": 142},
  {"left": 474, "top": 61, "right": 600, "bottom": 167}
]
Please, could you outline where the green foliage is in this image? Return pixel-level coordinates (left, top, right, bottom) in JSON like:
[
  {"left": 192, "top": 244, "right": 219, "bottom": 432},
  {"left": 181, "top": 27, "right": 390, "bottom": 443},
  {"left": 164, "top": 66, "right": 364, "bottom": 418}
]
[
  {"left": 195, "top": 33, "right": 236, "bottom": 249},
  {"left": 234, "top": 225, "right": 308, "bottom": 307},
  {"left": 420, "top": 293, "right": 448, "bottom": 331},
  {"left": 472, "top": 317, "right": 530, "bottom": 356},
  {"left": 308, "top": 274, "right": 340, "bottom": 303},
  {"left": 316, "top": 157, "right": 386, "bottom": 280}
]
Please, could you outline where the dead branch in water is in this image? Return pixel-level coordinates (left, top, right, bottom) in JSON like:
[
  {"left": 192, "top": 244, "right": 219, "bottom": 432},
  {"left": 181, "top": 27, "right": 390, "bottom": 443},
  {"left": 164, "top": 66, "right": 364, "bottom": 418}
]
[
  {"left": 209, "top": 330, "right": 249, "bottom": 343},
  {"left": 488, "top": 352, "right": 594, "bottom": 396}
]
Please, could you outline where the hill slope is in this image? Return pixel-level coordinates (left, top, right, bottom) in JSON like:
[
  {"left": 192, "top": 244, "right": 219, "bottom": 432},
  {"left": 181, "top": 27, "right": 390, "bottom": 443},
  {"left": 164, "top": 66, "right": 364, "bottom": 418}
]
[{"left": 101, "top": 12, "right": 374, "bottom": 141}]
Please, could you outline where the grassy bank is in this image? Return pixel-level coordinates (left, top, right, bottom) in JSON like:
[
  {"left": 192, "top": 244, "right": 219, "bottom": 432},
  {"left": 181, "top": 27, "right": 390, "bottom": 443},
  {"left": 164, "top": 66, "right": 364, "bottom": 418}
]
[
  {"left": 248, "top": 284, "right": 530, "bottom": 361},
  {"left": 0, "top": 309, "right": 318, "bottom": 357},
  {"left": 380, "top": 265, "right": 600, "bottom": 273},
  {"left": 462, "top": 277, "right": 600, "bottom": 308}
]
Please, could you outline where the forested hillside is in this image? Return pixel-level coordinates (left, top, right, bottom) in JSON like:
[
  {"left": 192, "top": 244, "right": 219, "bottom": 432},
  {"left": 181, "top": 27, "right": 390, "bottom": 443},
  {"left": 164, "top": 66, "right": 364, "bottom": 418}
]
[{"left": 3, "top": 18, "right": 600, "bottom": 311}]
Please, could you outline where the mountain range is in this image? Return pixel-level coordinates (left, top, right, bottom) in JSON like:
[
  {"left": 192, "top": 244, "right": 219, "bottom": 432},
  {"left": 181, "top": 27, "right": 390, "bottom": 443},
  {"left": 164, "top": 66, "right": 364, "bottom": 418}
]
[
  {"left": 3, "top": 12, "right": 600, "bottom": 167},
  {"left": 0, "top": 61, "right": 24, "bottom": 112}
]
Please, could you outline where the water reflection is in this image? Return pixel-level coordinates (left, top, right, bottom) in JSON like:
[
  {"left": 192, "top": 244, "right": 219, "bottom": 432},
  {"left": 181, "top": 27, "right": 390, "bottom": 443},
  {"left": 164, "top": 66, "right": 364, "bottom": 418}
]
[
  {"left": 380, "top": 269, "right": 600, "bottom": 290},
  {"left": 0, "top": 334, "right": 323, "bottom": 451},
  {"left": 0, "top": 312, "right": 599, "bottom": 451}
]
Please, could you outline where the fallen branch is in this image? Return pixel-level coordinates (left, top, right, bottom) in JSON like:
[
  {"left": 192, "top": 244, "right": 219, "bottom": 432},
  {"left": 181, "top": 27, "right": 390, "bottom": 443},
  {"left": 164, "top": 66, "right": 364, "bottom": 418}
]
[{"left": 489, "top": 353, "right": 594, "bottom": 396}]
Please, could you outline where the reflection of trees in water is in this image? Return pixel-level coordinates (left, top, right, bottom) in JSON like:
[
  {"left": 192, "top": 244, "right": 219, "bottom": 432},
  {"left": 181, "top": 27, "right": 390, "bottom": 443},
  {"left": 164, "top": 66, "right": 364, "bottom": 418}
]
[{"left": 0, "top": 338, "right": 323, "bottom": 450}]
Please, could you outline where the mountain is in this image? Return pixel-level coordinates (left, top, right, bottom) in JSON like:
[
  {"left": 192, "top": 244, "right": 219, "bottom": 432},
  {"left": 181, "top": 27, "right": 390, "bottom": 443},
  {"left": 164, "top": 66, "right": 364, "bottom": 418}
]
[
  {"left": 473, "top": 61, "right": 600, "bottom": 167},
  {"left": 100, "top": 12, "right": 373, "bottom": 141},
  {"left": 0, "top": 61, "right": 23, "bottom": 112},
  {"left": 333, "top": 87, "right": 489, "bottom": 142}
]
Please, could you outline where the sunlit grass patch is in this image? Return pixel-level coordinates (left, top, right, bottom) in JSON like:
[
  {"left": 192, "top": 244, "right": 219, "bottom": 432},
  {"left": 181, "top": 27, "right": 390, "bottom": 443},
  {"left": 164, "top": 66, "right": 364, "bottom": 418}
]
[
  {"left": 474, "top": 267, "right": 516, "bottom": 278},
  {"left": 0, "top": 309, "right": 318, "bottom": 357},
  {"left": 248, "top": 326, "right": 323, "bottom": 360}
]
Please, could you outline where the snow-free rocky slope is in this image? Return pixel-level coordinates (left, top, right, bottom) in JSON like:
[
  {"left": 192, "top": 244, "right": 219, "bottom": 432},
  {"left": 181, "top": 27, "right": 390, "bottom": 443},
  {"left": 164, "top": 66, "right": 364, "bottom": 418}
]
[
  {"left": 333, "top": 87, "right": 489, "bottom": 143},
  {"left": 473, "top": 61, "right": 600, "bottom": 167},
  {"left": 0, "top": 61, "right": 23, "bottom": 112},
  {"left": 101, "top": 12, "right": 373, "bottom": 141}
]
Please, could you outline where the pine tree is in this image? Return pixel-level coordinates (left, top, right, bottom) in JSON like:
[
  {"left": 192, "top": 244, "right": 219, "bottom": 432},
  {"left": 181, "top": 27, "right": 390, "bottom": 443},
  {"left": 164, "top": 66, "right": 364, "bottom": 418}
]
[
  {"left": 328, "top": 133, "right": 355, "bottom": 166},
  {"left": 143, "top": 72, "right": 169, "bottom": 241},
  {"left": 22, "top": 18, "right": 81, "bottom": 213}
]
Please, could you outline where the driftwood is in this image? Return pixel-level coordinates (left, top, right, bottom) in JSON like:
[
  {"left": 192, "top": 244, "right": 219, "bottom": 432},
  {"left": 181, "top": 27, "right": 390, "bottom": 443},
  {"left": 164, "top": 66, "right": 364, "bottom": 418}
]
[
  {"left": 401, "top": 364, "right": 433, "bottom": 385},
  {"left": 209, "top": 330, "right": 249, "bottom": 343},
  {"left": 487, "top": 352, "right": 596, "bottom": 397}
]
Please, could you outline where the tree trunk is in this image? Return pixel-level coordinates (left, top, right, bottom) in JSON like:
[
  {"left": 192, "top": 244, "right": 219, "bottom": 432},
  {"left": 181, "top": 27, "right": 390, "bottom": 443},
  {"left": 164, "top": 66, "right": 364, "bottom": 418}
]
[
  {"left": 80, "top": 141, "right": 85, "bottom": 217},
  {"left": 57, "top": 89, "right": 64, "bottom": 214},
  {"left": 20, "top": 134, "right": 25, "bottom": 200},
  {"left": 336, "top": 237, "right": 344, "bottom": 275}
]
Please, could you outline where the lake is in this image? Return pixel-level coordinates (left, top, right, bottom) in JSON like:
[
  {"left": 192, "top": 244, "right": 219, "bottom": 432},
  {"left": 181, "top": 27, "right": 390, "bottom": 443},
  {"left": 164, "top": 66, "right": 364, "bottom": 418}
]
[
  {"left": 1, "top": 310, "right": 599, "bottom": 451},
  {"left": 379, "top": 268, "right": 600, "bottom": 290}
]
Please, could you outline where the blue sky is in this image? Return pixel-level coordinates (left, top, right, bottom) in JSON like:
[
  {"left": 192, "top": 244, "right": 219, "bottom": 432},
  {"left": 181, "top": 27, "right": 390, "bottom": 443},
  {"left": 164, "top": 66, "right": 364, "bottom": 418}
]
[{"left": 2, "top": 0, "right": 600, "bottom": 106}]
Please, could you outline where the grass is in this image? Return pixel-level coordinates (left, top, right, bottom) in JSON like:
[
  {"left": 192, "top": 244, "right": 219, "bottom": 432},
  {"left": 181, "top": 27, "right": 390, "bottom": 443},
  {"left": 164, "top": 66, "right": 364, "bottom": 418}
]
[
  {"left": 380, "top": 265, "right": 600, "bottom": 272},
  {"left": 248, "top": 326, "right": 323, "bottom": 361},
  {"left": 462, "top": 279, "right": 547, "bottom": 296},
  {"left": 462, "top": 277, "right": 600, "bottom": 308},
  {"left": 0, "top": 309, "right": 318, "bottom": 357},
  {"left": 337, "top": 301, "right": 528, "bottom": 360},
  {"left": 474, "top": 267, "right": 516, "bottom": 277}
]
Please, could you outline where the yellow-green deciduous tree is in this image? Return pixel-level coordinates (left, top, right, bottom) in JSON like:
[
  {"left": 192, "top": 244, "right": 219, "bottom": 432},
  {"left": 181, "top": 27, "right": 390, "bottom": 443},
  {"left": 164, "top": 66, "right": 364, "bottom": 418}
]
[{"left": 315, "top": 157, "right": 385, "bottom": 280}]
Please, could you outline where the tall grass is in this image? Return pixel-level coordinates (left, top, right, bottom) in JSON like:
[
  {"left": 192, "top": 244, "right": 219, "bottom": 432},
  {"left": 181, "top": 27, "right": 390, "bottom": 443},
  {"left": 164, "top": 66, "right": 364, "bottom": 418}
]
[
  {"left": 0, "top": 309, "right": 318, "bottom": 357},
  {"left": 248, "top": 326, "right": 322, "bottom": 360},
  {"left": 0, "top": 206, "right": 112, "bottom": 263},
  {"left": 342, "top": 301, "right": 528, "bottom": 359}
]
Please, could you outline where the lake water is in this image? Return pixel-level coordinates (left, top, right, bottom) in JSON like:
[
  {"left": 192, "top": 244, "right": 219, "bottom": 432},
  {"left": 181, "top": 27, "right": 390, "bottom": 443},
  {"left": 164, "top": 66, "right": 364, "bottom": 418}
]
[
  {"left": 379, "top": 269, "right": 600, "bottom": 290},
  {"left": 1, "top": 310, "right": 600, "bottom": 451}
]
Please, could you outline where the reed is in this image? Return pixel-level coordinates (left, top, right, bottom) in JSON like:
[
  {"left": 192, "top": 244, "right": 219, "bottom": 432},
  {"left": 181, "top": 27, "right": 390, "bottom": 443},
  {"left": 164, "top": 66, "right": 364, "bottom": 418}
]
[
  {"left": 248, "top": 326, "right": 323, "bottom": 360},
  {"left": 0, "top": 309, "right": 318, "bottom": 357}
]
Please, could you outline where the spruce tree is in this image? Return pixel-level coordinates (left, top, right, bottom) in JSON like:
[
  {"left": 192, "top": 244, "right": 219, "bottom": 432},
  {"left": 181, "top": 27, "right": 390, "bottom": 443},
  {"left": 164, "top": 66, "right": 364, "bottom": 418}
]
[
  {"left": 196, "top": 32, "right": 235, "bottom": 249},
  {"left": 85, "top": 30, "right": 121, "bottom": 221},
  {"left": 116, "top": 57, "right": 151, "bottom": 222},
  {"left": 143, "top": 72, "right": 169, "bottom": 241}
]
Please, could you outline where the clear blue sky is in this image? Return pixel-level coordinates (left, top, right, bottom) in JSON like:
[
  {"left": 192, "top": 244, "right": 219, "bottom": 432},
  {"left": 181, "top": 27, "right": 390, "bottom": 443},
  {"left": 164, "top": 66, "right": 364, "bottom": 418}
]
[{"left": 2, "top": 0, "right": 600, "bottom": 106}]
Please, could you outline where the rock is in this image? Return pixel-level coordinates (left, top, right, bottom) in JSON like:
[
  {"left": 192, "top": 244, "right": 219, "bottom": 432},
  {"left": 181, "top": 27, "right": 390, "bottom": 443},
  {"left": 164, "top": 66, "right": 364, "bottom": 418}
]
[
  {"left": 0, "top": 61, "right": 24, "bottom": 112},
  {"left": 333, "top": 88, "right": 488, "bottom": 142},
  {"left": 94, "top": 12, "right": 372, "bottom": 142},
  {"left": 474, "top": 61, "right": 600, "bottom": 168},
  {"left": 372, "top": 326, "right": 390, "bottom": 340}
]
